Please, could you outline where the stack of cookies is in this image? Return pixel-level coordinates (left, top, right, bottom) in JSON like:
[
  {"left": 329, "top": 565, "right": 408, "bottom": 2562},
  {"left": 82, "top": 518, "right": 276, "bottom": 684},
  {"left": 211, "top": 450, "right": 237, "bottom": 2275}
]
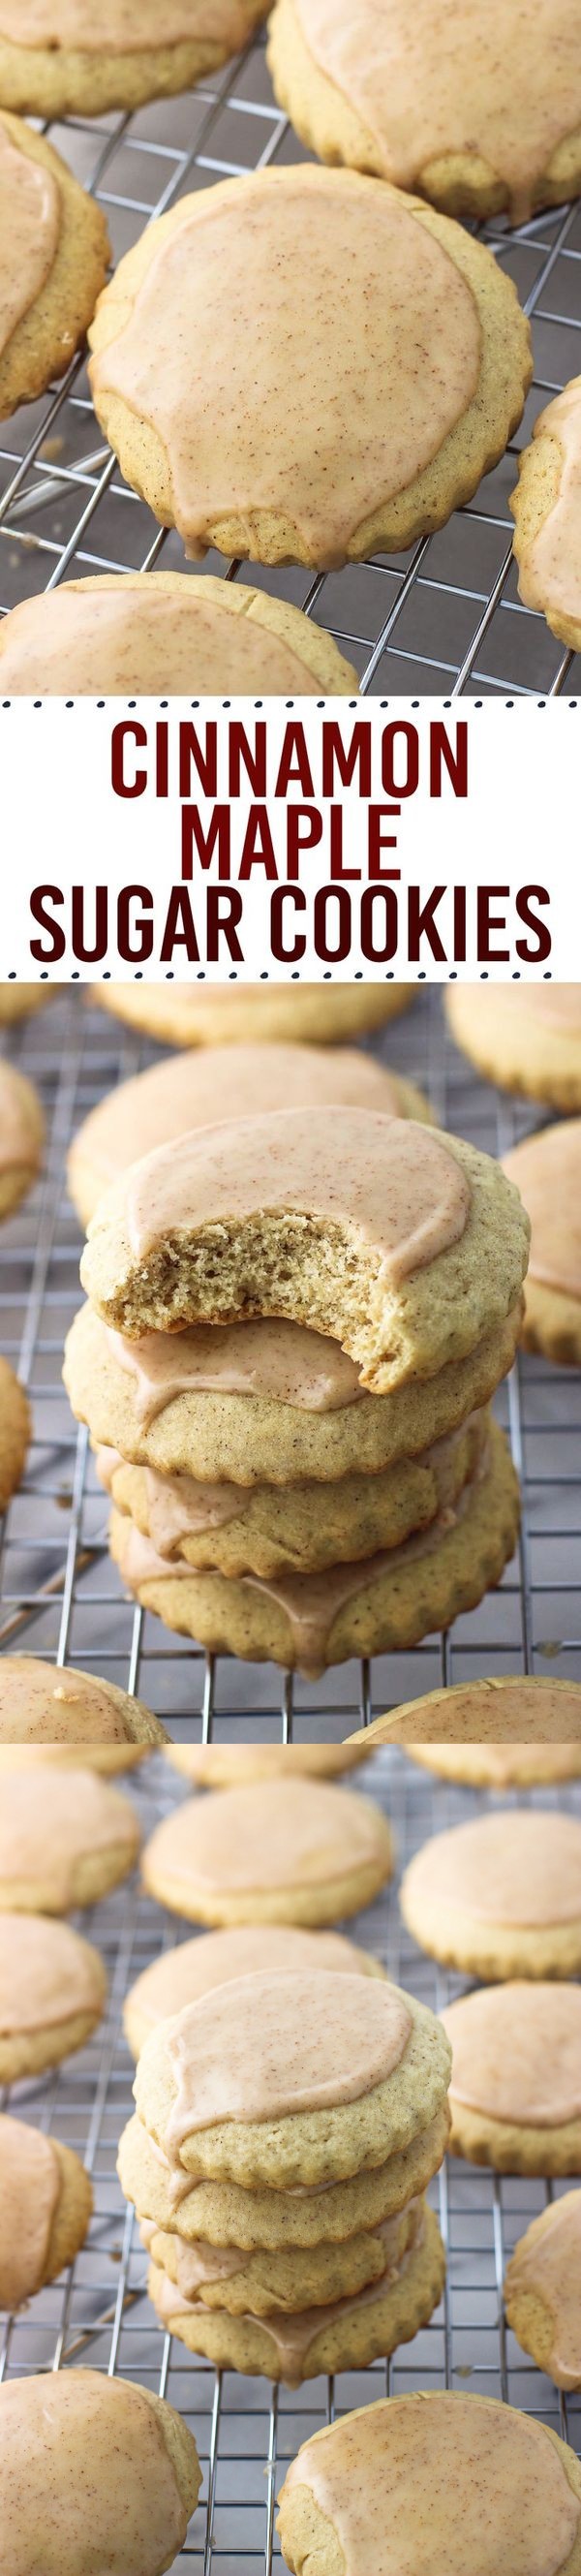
[
  {"left": 117, "top": 1931, "right": 451, "bottom": 2384},
  {"left": 64, "top": 1103, "right": 529, "bottom": 1674}
]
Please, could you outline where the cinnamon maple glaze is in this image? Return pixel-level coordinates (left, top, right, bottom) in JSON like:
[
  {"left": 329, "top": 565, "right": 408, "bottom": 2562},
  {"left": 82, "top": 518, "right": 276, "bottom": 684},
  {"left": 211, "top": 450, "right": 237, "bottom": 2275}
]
[
  {"left": 0, "top": 2372, "right": 187, "bottom": 2576},
  {"left": 152, "top": 1778, "right": 388, "bottom": 1899},
  {"left": 442, "top": 1985, "right": 581, "bottom": 2127},
  {"left": 0, "top": 2117, "right": 59, "bottom": 2310},
  {"left": 507, "top": 2193, "right": 581, "bottom": 2388},
  {"left": 125, "top": 1110, "right": 470, "bottom": 1272},
  {"left": 106, "top": 1316, "right": 365, "bottom": 1425},
  {"left": 0, "top": 1913, "right": 105, "bottom": 2033},
  {"left": 0, "top": 122, "right": 59, "bottom": 362},
  {"left": 159, "top": 1971, "right": 412, "bottom": 2150},
  {"left": 127, "top": 1922, "right": 377, "bottom": 2037},
  {"left": 71, "top": 1043, "right": 406, "bottom": 1205},
  {"left": 280, "top": 2393, "right": 581, "bottom": 2576},
  {"left": 0, "top": 584, "right": 329, "bottom": 694},
  {"left": 521, "top": 383, "right": 581, "bottom": 623},
  {"left": 0, "top": 1769, "right": 136, "bottom": 1908},
  {"left": 293, "top": 0, "right": 581, "bottom": 227},
  {"left": 410, "top": 1811, "right": 581, "bottom": 1926},
  {"left": 504, "top": 1122, "right": 581, "bottom": 1300},
  {"left": 0, "top": 1657, "right": 130, "bottom": 1742},
  {"left": 89, "top": 171, "right": 481, "bottom": 563},
  {"left": 0, "top": 0, "right": 257, "bottom": 47}
]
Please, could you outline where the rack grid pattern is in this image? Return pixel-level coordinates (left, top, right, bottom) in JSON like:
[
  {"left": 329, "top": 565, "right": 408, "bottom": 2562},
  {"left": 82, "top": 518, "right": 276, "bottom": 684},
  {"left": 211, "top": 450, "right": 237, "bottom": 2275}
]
[{"left": 0, "top": 35, "right": 581, "bottom": 694}]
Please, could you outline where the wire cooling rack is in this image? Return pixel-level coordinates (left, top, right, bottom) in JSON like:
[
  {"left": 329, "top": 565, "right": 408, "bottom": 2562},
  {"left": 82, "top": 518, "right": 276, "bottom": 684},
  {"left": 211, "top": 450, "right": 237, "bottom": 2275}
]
[
  {"left": 0, "top": 981, "right": 580, "bottom": 1741},
  {"left": 0, "top": 36, "right": 581, "bottom": 694},
  {"left": 1, "top": 1750, "right": 580, "bottom": 2576}
]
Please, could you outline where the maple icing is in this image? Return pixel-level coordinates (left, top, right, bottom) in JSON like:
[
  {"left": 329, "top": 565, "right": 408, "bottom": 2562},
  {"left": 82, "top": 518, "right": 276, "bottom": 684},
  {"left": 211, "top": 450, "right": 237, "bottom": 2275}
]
[
  {"left": 123, "top": 1106, "right": 470, "bottom": 1273},
  {"left": 280, "top": 2391, "right": 581, "bottom": 2573},
  {"left": 442, "top": 1984, "right": 581, "bottom": 2127},
  {"left": 408, "top": 1810, "right": 581, "bottom": 1927},
  {"left": 89, "top": 170, "right": 481, "bottom": 564},
  {"left": 0, "top": 1911, "right": 104, "bottom": 2033},
  {"left": 504, "top": 1122, "right": 581, "bottom": 1301},
  {"left": 506, "top": 2191, "right": 581, "bottom": 2389},
  {"left": 0, "top": 582, "right": 332, "bottom": 695},
  {"left": 0, "top": 122, "right": 59, "bottom": 364},
  {"left": 152, "top": 2204, "right": 424, "bottom": 2379},
  {"left": 0, "top": 2369, "right": 188, "bottom": 2576},
  {"left": 0, "top": 1767, "right": 137, "bottom": 1906},
  {"left": 127, "top": 1921, "right": 375, "bottom": 2035},
  {"left": 396, "top": 1674, "right": 581, "bottom": 1744},
  {"left": 523, "top": 381, "right": 581, "bottom": 624},
  {"left": 75, "top": 1040, "right": 404, "bottom": 1199},
  {"left": 143, "top": 1970, "right": 412, "bottom": 2153},
  {"left": 106, "top": 1314, "right": 364, "bottom": 1424},
  {"left": 0, "top": 0, "right": 259, "bottom": 49},
  {"left": 0, "top": 2117, "right": 60, "bottom": 2311},
  {"left": 0, "top": 1655, "right": 130, "bottom": 1743},
  {"left": 147, "top": 1777, "right": 387, "bottom": 1898}
]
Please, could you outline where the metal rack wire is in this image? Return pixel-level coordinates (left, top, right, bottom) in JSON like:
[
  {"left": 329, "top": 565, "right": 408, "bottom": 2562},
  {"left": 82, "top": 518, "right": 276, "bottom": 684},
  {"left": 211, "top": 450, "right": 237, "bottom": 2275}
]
[{"left": 0, "top": 34, "right": 581, "bottom": 693}]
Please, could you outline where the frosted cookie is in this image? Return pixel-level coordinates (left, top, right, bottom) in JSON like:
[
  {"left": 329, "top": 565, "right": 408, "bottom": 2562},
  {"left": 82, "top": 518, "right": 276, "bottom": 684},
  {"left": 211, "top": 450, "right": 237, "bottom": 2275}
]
[
  {"left": 0, "top": 1910, "right": 107, "bottom": 2082},
  {"left": 88, "top": 167, "right": 531, "bottom": 571},
  {"left": 0, "top": 1357, "right": 29, "bottom": 1511},
  {"left": 0, "top": 1063, "right": 43, "bottom": 1219},
  {"left": 353, "top": 1673, "right": 581, "bottom": 1754},
  {"left": 400, "top": 1809, "right": 581, "bottom": 1980},
  {"left": 0, "top": 2369, "right": 201, "bottom": 2576},
  {"left": 504, "top": 1121, "right": 581, "bottom": 1364},
  {"left": 119, "top": 2098, "right": 450, "bottom": 2247},
  {"left": 0, "top": 983, "right": 55, "bottom": 1021},
  {"left": 511, "top": 379, "right": 581, "bottom": 651},
  {"left": 277, "top": 2390, "right": 581, "bottom": 2576},
  {"left": 0, "top": 2112, "right": 92, "bottom": 2311},
  {"left": 0, "top": 0, "right": 266, "bottom": 117},
  {"left": 408, "top": 1743, "right": 581, "bottom": 1786},
  {"left": 141, "top": 1777, "right": 394, "bottom": 1926},
  {"left": 442, "top": 1981, "right": 581, "bottom": 2174},
  {"left": 505, "top": 2190, "right": 581, "bottom": 2390},
  {"left": 92, "top": 981, "right": 413, "bottom": 1048},
  {"left": 134, "top": 1967, "right": 451, "bottom": 2186},
  {"left": 68, "top": 1037, "right": 430, "bottom": 1232},
  {"left": 147, "top": 2198, "right": 445, "bottom": 2380},
  {"left": 0, "top": 1655, "right": 167, "bottom": 1767},
  {"left": 167, "top": 1745, "right": 374, "bottom": 1788},
  {"left": 109, "top": 1418, "right": 520, "bottom": 1674},
  {"left": 0, "top": 1765, "right": 140, "bottom": 1911},
  {"left": 143, "top": 2195, "right": 420, "bottom": 2315},
  {"left": 124, "top": 1919, "right": 382, "bottom": 2058},
  {"left": 0, "top": 571, "right": 358, "bottom": 702},
  {"left": 98, "top": 1407, "right": 488, "bottom": 1580},
  {"left": 0, "top": 109, "right": 108, "bottom": 422},
  {"left": 268, "top": 0, "right": 581, "bottom": 229},
  {"left": 80, "top": 1110, "right": 530, "bottom": 1388},
  {"left": 446, "top": 982, "right": 581, "bottom": 1111}
]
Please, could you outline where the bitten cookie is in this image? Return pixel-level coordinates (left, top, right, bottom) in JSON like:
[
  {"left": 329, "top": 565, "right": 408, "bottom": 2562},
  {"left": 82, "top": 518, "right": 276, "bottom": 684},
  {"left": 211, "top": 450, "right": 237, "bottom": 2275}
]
[
  {"left": 88, "top": 166, "right": 531, "bottom": 570},
  {"left": 511, "top": 378, "right": 581, "bottom": 650},
  {"left": 118, "top": 2098, "right": 451, "bottom": 2247},
  {"left": 0, "top": 0, "right": 266, "bottom": 116},
  {"left": 0, "top": 571, "right": 358, "bottom": 700},
  {"left": 446, "top": 982, "right": 581, "bottom": 1111},
  {"left": 0, "top": 1654, "right": 167, "bottom": 1767},
  {"left": 0, "top": 1765, "right": 140, "bottom": 1911},
  {"left": 124, "top": 1919, "right": 383, "bottom": 2058},
  {"left": 503, "top": 1121, "right": 581, "bottom": 1364},
  {"left": 0, "top": 1910, "right": 107, "bottom": 2082},
  {"left": 0, "top": 1064, "right": 43, "bottom": 1219},
  {"left": 353, "top": 1672, "right": 581, "bottom": 1756},
  {"left": 400, "top": 1809, "right": 581, "bottom": 1980},
  {"left": 441, "top": 1981, "right": 581, "bottom": 2175},
  {"left": 0, "top": 2112, "right": 93, "bottom": 2310},
  {"left": 0, "top": 1357, "right": 29, "bottom": 1511},
  {"left": 147, "top": 2198, "right": 445, "bottom": 2381},
  {"left": 505, "top": 2190, "right": 581, "bottom": 2390},
  {"left": 91, "top": 980, "right": 413, "bottom": 1048},
  {"left": 0, "top": 109, "right": 108, "bottom": 421},
  {"left": 140, "top": 1776, "right": 394, "bottom": 1926},
  {"left": 0, "top": 2370, "right": 201, "bottom": 2576},
  {"left": 277, "top": 2391, "right": 581, "bottom": 2576}
]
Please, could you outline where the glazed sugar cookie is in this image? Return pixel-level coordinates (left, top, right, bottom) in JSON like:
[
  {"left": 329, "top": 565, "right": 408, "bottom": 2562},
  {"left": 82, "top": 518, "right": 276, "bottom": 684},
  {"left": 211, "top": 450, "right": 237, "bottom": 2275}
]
[
  {"left": 119, "top": 2097, "right": 450, "bottom": 2247},
  {"left": 277, "top": 2391, "right": 581, "bottom": 2576},
  {"left": 88, "top": 167, "right": 531, "bottom": 571},
  {"left": 504, "top": 1121, "right": 581, "bottom": 1364},
  {"left": 0, "top": 1910, "right": 107, "bottom": 2082},
  {"left": 0, "top": 1764, "right": 140, "bottom": 1911},
  {"left": 147, "top": 2198, "right": 445, "bottom": 2381},
  {"left": 143, "top": 2191, "right": 419, "bottom": 2316},
  {"left": 0, "top": 981, "right": 55, "bottom": 1022},
  {"left": 0, "top": 1655, "right": 167, "bottom": 1767},
  {"left": 68, "top": 1036, "right": 430, "bottom": 1232},
  {"left": 400, "top": 1809, "right": 581, "bottom": 1980},
  {"left": 505, "top": 2189, "right": 581, "bottom": 2390},
  {"left": 267, "top": 0, "right": 581, "bottom": 229},
  {"left": 0, "top": 571, "right": 358, "bottom": 700},
  {"left": 0, "top": 1357, "right": 29, "bottom": 1511},
  {"left": 0, "top": 1064, "right": 43, "bottom": 1219},
  {"left": 0, "top": 110, "right": 108, "bottom": 422},
  {"left": 134, "top": 1967, "right": 451, "bottom": 2186},
  {"left": 0, "top": 2112, "right": 93, "bottom": 2310},
  {"left": 0, "top": 0, "right": 266, "bottom": 117},
  {"left": 80, "top": 1110, "right": 530, "bottom": 1389},
  {"left": 91, "top": 980, "right": 413, "bottom": 1049},
  {"left": 441, "top": 1981, "right": 581, "bottom": 2175},
  {"left": 124, "top": 1920, "right": 383, "bottom": 2058},
  {"left": 141, "top": 1777, "right": 394, "bottom": 1926},
  {"left": 109, "top": 1418, "right": 520, "bottom": 1674},
  {"left": 0, "top": 2370, "right": 201, "bottom": 2576},
  {"left": 167, "top": 1744, "right": 374, "bottom": 1788},
  {"left": 354, "top": 1672, "right": 581, "bottom": 1754},
  {"left": 408, "top": 1742, "right": 581, "bottom": 1787},
  {"left": 446, "top": 982, "right": 581, "bottom": 1111},
  {"left": 511, "top": 379, "right": 581, "bottom": 651}
]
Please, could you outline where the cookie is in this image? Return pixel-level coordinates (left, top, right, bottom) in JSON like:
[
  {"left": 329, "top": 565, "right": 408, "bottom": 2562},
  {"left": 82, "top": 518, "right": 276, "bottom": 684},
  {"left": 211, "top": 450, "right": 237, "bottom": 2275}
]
[
  {"left": 0, "top": 983, "right": 55, "bottom": 1021},
  {"left": 0, "top": 2112, "right": 93, "bottom": 2310},
  {"left": 0, "top": 1910, "right": 107, "bottom": 2083},
  {"left": 441, "top": 1981, "right": 581, "bottom": 2175},
  {"left": 143, "top": 2191, "right": 417, "bottom": 2315},
  {"left": 0, "top": 109, "right": 108, "bottom": 422},
  {"left": 505, "top": 2189, "right": 581, "bottom": 2390},
  {"left": 504, "top": 1120, "right": 581, "bottom": 1364},
  {"left": 134, "top": 1967, "right": 451, "bottom": 2187},
  {"left": 140, "top": 1776, "right": 394, "bottom": 1926},
  {"left": 109, "top": 1418, "right": 520, "bottom": 1674},
  {"left": 147, "top": 2198, "right": 445, "bottom": 2381},
  {"left": 98, "top": 1405, "right": 488, "bottom": 1581},
  {"left": 91, "top": 980, "right": 413, "bottom": 1049},
  {"left": 124, "top": 1918, "right": 382, "bottom": 2058},
  {"left": 166, "top": 1745, "right": 374, "bottom": 1788},
  {"left": 0, "top": 2369, "right": 201, "bottom": 2576},
  {"left": 0, "top": 1357, "right": 29, "bottom": 1511},
  {"left": 353, "top": 1673, "right": 581, "bottom": 1754},
  {"left": 408, "top": 1742, "right": 581, "bottom": 1786},
  {"left": 0, "top": 570, "right": 358, "bottom": 702},
  {"left": 0, "top": 1765, "right": 140, "bottom": 1911},
  {"left": 118, "top": 2098, "right": 450, "bottom": 2248},
  {"left": 0, "top": 0, "right": 266, "bottom": 116},
  {"left": 401, "top": 1809, "right": 581, "bottom": 1980},
  {"left": 0, "top": 1654, "right": 167, "bottom": 1766},
  {"left": 80, "top": 1110, "right": 530, "bottom": 1387},
  {"left": 267, "top": 0, "right": 581, "bottom": 230},
  {"left": 277, "top": 2390, "right": 581, "bottom": 2576},
  {"left": 0, "top": 1063, "right": 43, "bottom": 1220},
  {"left": 446, "top": 982, "right": 581, "bottom": 1111},
  {"left": 511, "top": 378, "right": 581, "bottom": 650},
  {"left": 68, "top": 1036, "right": 430, "bottom": 1232},
  {"left": 87, "top": 166, "right": 531, "bottom": 570}
]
